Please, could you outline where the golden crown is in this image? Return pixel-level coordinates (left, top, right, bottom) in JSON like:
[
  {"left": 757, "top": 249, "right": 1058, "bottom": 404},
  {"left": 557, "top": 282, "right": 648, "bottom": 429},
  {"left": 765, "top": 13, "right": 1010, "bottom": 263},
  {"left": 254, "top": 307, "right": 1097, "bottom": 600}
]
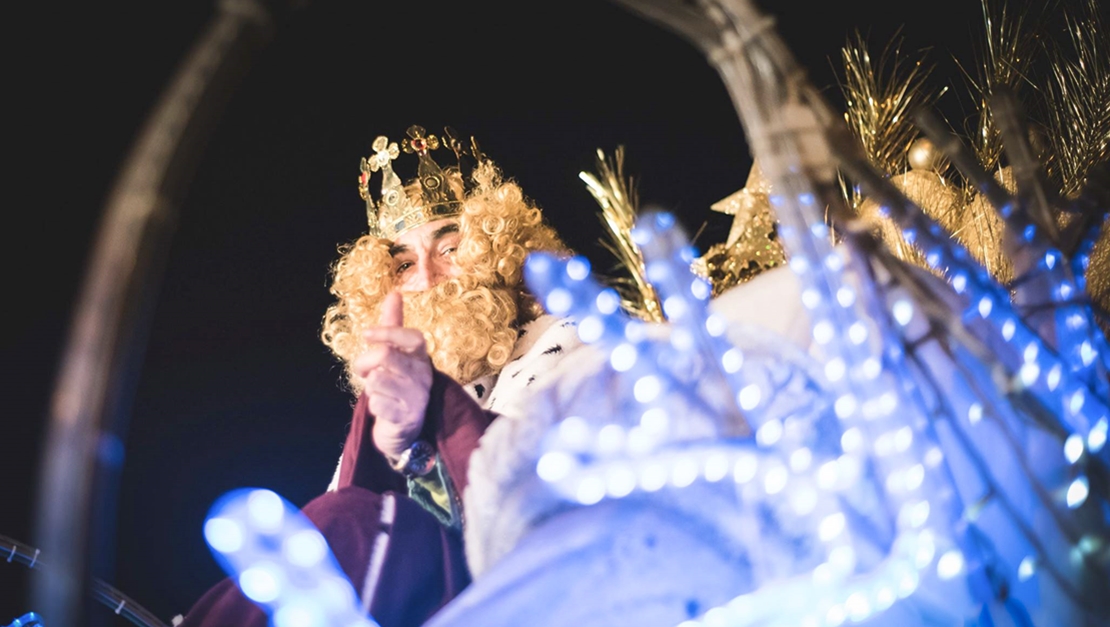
[{"left": 358, "top": 125, "right": 483, "bottom": 240}]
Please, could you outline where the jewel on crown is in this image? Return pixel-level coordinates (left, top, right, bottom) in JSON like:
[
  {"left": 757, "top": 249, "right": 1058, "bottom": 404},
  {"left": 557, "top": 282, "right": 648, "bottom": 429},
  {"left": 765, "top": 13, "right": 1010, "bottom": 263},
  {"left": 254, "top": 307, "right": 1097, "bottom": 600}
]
[{"left": 358, "top": 125, "right": 481, "bottom": 240}]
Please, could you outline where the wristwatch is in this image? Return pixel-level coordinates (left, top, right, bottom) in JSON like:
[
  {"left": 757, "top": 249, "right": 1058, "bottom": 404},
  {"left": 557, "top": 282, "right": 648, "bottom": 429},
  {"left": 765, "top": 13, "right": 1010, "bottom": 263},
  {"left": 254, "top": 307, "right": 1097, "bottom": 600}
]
[{"left": 394, "top": 440, "right": 437, "bottom": 478}]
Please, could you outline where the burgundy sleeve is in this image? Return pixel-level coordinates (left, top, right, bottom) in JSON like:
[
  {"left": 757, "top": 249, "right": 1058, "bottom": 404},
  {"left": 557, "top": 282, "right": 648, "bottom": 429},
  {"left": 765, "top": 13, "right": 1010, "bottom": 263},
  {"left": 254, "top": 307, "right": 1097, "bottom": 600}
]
[{"left": 335, "top": 370, "right": 495, "bottom": 497}]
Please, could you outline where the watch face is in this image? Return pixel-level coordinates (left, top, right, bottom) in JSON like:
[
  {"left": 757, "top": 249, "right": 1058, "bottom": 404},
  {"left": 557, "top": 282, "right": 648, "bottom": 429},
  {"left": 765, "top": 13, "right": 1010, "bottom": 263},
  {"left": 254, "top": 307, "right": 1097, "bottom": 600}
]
[{"left": 405, "top": 441, "right": 437, "bottom": 477}]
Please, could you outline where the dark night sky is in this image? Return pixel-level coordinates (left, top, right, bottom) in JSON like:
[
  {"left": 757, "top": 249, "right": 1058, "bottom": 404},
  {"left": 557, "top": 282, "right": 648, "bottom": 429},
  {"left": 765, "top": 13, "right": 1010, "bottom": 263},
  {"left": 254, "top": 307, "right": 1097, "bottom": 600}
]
[{"left": 5, "top": 0, "right": 1059, "bottom": 623}]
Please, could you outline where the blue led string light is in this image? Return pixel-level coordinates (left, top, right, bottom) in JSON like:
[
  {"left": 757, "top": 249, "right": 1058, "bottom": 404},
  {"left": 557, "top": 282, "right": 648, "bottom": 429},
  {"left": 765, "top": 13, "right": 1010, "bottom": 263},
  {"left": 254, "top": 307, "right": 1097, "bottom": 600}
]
[{"left": 203, "top": 488, "right": 378, "bottom": 627}]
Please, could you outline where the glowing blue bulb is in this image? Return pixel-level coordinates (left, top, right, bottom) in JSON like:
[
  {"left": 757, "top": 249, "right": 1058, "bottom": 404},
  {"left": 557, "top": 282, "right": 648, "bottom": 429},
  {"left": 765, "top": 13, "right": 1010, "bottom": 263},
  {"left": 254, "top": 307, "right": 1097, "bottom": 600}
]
[
  {"left": 1058, "top": 283, "right": 1074, "bottom": 299},
  {"left": 903, "top": 228, "right": 917, "bottom": 245},
  {"left": 595, "top": 289, "right": 620, "bottom": 314},
  {"left": 925, "top": 249, "right": 942, "bottom": 268},
  {"left": 1017, "top": 556, "right": 1036, "bottom": 581},
  {"left": 204, "top": 517, "right": 244, "bottom": 553},
  {"left": 1001, "top": 319, "right": 1016, "bottom": 341},
  {"left": 1088, "top": 418, "right": 1107, "bottom": 453},
  {"left": 566, "top": 256, "right": 590, "bottom": 280},
  {"left": 240, "top": 565, "right": 281, "bottom": 603},
  {"left": 526, "top": 254, "right": 551, "bottom": 274},
  {"left": 811, "top": 222, "right": 829, "bottom": 238},
  {"left": 1046, "top": 365, "right": 1062, "bottom": 391},
  {"left": 640, "top": 463, "right": 668, "bottom": 492},
  {"left": 937, "top": 550, "right": 965, "bottom": 580},
  {"left": 1022, "top": 224, "right": 1036, "bottom": 242},
  {"left": 1064, "top": 434, "right": 1085, "bottom": 464},
  {"left": 825, "top": 358, "right": 846, "bottom": 382},
  {"left": 704, "top": 453, "right": 730, "bottom": 482},
  {"left": 545, "top": 288, "right": 573, "bottom": 315},
  {"left": 610, "top": 343, "right": 637, "bottom": 372},
  {"left": 848, "top": 322, "right": 868, "bottom": 344},
  {"left": 575, "top": 476, "right": 606, "bottom": 505},
  {"left": 834, "top": 394, "right": 857, "bottom": 418},
  {"left": 640, "top": 408, "right": 668, "bottom": 432},
  {"left": 905, "top": 464, "right": 925, "bottom": 490},
  {"left": 1018, "top": 363, "right": 1040, "bottom": 387},
  {"left": 1066, "top": 312, "right": 1087, "bottom": 330},
  {"left": 558, "top": 416, "right": 591, "bottom": 449},
  {"left": 951, "top": 272, "right": 968, "bottom": 293},
  {"left": 721, "top": 347, "right": 744, "bottom": 373},
  {"left": 654, "top": 212, "right": 675, "bottom": 230},
  {"left": 841, "top": 427, "right": 864, "bottom": 453},
  {"left": 790, "top": 256, "right": 809, "bottom": 273},
  {"left": 691, "top": 278, "right": 711, "bottom": 300},
  {"left": 577, "top": 315, "right": 604, "bottom": 343},
  {"left": 680, "top": 245, "right": 698, "bottom": 264},
  {"left": 756, "top": 419, "right": 783, "bottom": 446},
  {"left": 596, "top": 425, "right": 626, "bottom": 455},
  {"left": 1022, "top": 343, "right": 1039, "bottom": 363},
  {"left": 967, "top": 401, "right": 985, "bottom": 426},
  {"left": 705, "top": 313, "right": 727, "bottom": 337},
  {"left": 819, "top": 512, "right": 846, "bottom": 541},
  {"left": 813, "top": 320, "right": 835, "bottom": 344},
  {"left": 899, "top": 500, "right": 930, "bottom": 528},
  {"left": 537, "top": 451, "right": 575, "bottom": 482},
  {"left": 634, "top": 375, "right": 662, "bottom": 403},
  {"left": 763, "top": 465, "right": 789, "bottom": 494},
  {"left": 646, "top": 260, "right": 668, "bottom": 282},
  {"left": 977, "top": 297, "right": 993, "bottom": 318},
  {"left": 1044, "top": 250, "right": 1058, "bottom": 269},
  {"left": 606, "top": 465, "right": 637, "bottom": 498},
  {"left": 733, "top": 454, "right": 758, "bottom": 483},
  {"left": 273, "top": 604, "right": 320, "bottom": 627},
  {"left": 1079, "top": 341, "right": 1095, "bottom": 366},
  {"left": 862, "top": 357, "right": 882, "bottom": 380},
  {"left": 892, "top": 299, "right": 914, "bottom": 326},
  {"left": 663, "top": 295, "right": 688, "bottom": 319},
  {"left": 283, "top": 529, "right": 327, "bottom": 568},
  {"left": 802, "top": 288, "right": 822, "bottom": 309},
  {"left": 790, "top": 447, "right": 813, "bottom": 472},
  {"left": 247, "top": 489, "right": 284, "bottom": 531},
  {"left": 824, "top": 252, "right": 844, "bottom": 271},
  {"left": 836, "top": 286, "right": 855, "bottom": 307},
  {"left": 738, "top": 384, "right": 763, "bottom": 410},
  {"left": 790, "top": 485, "right": 818, "bottom": 515},
  {"left": 1068, "top": 389, "right": 1086, "bottom": 415},
  {"left": 798, "top": 192, "right": 816, "bottom": 206},
  {"left": 1066, "top": 476, "right": 1089, "bottom": 508},
  {"left": 672, "top": 458, "right": 700, "bottom": 488},
  {"left": 845, "top": 592, "right": 872, "bottom": 622}
]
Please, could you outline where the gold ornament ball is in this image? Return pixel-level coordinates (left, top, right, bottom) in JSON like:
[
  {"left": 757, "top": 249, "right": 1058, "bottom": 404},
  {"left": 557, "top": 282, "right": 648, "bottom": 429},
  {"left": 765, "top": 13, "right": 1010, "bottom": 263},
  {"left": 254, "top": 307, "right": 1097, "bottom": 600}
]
[{"left": 908, "top": 137, "right": 947, "bottom": 172}]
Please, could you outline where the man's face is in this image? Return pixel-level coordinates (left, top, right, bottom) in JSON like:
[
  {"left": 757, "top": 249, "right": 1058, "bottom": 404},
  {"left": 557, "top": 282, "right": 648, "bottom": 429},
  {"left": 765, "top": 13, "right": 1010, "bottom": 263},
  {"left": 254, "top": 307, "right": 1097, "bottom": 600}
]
[{"left": 388, "top": 218, "right": 462, "bottom": 292}]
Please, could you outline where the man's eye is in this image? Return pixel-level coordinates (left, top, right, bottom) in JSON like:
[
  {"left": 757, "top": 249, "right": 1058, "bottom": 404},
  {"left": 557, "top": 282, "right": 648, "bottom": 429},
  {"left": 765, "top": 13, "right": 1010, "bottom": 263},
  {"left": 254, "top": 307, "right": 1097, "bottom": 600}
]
[
  {"left": 394, "top": 262, "right": 413, "bottom": 275},
  {"left": 442, "top": 246, "right": 457, "bottom": 255}
]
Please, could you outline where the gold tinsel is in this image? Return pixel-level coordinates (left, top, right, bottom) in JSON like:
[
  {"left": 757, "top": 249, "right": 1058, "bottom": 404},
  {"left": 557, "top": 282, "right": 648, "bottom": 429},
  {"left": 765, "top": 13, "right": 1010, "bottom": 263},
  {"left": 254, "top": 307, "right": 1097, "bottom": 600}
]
[
  {"left": 1042, "top": 0, "right": 1110, "bottom": 198},
  {"left": 833, "top": 0, "right": 1107, "bottom": 319},
  {"left": 579, "top": 147, "right": 665, "bottom": 322},
  {"left": 589, "top": 0, "right": 1106, "bottom": 321}
]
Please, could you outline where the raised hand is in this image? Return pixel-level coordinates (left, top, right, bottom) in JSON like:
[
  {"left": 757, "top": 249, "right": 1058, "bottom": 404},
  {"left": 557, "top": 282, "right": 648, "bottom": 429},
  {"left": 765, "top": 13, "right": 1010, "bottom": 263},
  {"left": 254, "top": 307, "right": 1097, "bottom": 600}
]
[{"left": 354, "top": 291, "right": 434, "bottom": 464}]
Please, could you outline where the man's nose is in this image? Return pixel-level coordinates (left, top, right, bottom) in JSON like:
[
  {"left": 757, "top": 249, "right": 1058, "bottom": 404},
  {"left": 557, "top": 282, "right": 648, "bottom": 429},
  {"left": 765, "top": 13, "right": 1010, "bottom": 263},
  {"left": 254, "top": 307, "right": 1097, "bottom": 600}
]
[{"left": 411, "top": 256, "right": 448, "bottom": 291}]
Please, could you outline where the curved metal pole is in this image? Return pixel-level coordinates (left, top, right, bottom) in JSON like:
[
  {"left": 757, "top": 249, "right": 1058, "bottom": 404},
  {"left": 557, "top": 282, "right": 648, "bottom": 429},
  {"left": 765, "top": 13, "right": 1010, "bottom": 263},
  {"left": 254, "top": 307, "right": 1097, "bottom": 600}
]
[{"left": 30, "top": 1, "right": 290, "bottom": 623}]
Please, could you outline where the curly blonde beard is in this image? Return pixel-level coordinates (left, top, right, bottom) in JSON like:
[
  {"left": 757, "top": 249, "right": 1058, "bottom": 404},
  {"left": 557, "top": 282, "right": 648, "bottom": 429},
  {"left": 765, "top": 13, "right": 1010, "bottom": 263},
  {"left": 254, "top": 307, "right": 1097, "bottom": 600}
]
[{"left": 401, "top": 276, "right": 522, "bottom": 385}]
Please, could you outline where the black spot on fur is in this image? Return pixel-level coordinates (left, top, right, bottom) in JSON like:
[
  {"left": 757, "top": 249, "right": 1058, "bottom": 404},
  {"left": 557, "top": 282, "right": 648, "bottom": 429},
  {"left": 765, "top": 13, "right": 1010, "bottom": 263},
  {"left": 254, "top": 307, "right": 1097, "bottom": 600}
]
[
  {"left": 527, "top": 375, "right": 537, "bottom": 385},
  {"left": 542, "top": 344, "right": 563, "bottom": 355},
  {"left": 474, "top": 383, "right": 485, "bottom": 399}
]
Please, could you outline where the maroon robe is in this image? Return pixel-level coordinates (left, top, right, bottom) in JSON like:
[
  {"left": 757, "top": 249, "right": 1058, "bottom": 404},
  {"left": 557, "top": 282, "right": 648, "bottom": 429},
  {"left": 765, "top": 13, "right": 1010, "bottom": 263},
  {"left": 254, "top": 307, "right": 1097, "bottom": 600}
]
[{"left": 179, "top": 371, "right": 493, "bottom": 627}]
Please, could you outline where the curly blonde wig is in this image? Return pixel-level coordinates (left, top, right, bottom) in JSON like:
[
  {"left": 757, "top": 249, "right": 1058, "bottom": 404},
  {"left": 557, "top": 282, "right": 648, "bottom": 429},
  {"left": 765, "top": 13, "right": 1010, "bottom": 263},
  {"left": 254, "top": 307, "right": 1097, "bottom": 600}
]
[{"left": 321, "top": 160, "right": 568, "bottom": 394}]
